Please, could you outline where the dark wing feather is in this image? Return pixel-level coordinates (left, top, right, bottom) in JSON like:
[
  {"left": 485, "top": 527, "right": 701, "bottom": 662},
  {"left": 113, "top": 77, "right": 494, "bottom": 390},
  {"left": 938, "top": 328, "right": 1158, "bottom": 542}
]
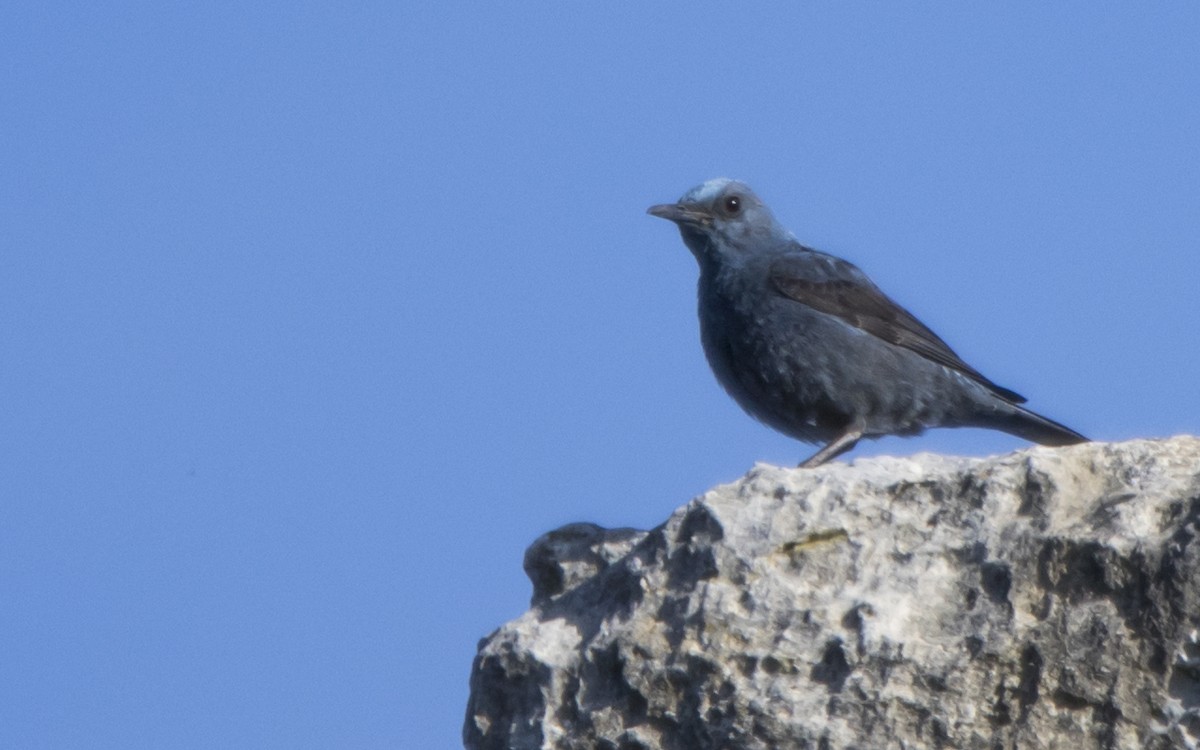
[{"left": 769, "top": 255, "right": 1026, "bottom": 404}]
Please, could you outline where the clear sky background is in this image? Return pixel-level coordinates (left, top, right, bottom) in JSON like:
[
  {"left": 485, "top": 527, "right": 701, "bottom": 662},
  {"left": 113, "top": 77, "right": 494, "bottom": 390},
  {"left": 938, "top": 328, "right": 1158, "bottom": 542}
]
[{"left": 3, "top": 3, "right": 1199, "bottom": 748}]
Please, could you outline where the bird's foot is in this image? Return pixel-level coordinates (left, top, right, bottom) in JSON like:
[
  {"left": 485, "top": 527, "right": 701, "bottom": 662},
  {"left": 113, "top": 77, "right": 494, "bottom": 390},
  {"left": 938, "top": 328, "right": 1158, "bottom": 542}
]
[{"left": 798, "top": 430, "right": 862, "bottom": 468}]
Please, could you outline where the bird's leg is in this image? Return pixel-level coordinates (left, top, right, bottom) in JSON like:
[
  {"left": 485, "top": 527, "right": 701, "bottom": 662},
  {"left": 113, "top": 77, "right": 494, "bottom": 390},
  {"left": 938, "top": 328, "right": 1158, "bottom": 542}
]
[{"left": 798, "top": 429, "right": 863, "bottom": 468}]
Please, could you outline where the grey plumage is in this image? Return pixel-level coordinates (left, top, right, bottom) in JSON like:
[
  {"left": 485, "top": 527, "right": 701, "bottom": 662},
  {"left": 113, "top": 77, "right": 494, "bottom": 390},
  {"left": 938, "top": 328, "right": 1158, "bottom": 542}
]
[{"left": 648, "top": 178, "right": 1086, "bottom": 467}]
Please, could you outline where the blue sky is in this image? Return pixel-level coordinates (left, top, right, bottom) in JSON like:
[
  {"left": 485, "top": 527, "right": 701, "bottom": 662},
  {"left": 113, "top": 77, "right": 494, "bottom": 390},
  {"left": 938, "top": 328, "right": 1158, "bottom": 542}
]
[{"left": 3, "top": 3, "right": 1198, "bottom": 748}]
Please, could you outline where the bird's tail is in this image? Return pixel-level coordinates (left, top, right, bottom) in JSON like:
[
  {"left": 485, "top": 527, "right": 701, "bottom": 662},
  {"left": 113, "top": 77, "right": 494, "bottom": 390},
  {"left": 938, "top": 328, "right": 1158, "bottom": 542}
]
[{"left": 979, "top": 404, "right": 1088, "bottom": 447}]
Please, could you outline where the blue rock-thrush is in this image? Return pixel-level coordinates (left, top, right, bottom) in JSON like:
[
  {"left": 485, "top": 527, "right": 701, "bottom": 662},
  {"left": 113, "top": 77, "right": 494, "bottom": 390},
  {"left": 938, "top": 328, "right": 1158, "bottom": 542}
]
[{"left": 648, "top": 178, "right": 1086, "bottom": 467}]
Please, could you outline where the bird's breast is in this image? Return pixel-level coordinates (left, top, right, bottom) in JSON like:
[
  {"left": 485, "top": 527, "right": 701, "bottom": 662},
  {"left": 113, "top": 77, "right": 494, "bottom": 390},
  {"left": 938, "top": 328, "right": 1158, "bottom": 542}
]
[{"left": 695, "top": 273, "right": 844, "bottom": 443}]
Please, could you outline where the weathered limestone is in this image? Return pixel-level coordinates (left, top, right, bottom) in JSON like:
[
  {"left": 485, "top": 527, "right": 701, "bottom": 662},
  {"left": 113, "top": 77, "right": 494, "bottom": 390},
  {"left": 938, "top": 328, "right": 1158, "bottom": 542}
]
[{"left": 466, "top": 438, "right": 1200, "bottom": 750}]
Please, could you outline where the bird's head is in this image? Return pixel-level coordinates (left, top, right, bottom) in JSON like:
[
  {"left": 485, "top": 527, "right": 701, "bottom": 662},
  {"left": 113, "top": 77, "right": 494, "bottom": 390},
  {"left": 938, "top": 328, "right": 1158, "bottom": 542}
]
[{"left": 648, "top": 178, "right": 790, "bottom": 268}]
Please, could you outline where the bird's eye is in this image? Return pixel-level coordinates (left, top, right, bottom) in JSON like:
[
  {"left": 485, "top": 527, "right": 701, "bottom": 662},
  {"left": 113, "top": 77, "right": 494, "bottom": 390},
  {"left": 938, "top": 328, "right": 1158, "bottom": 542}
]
[{"left": 723, "top": 195, "right": 742, "bottom": 215}]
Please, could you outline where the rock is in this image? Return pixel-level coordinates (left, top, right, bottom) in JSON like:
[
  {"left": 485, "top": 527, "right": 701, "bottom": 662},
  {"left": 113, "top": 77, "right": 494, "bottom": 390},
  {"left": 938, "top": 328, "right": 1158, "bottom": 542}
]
[{"left": 464, "top": 438, "right": 1200, "bottom": 750}]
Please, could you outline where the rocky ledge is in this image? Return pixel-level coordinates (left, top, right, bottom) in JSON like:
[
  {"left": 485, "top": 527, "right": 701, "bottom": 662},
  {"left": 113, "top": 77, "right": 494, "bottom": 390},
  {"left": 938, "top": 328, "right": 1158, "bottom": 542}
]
[{"left": 465, "top": 438, "right": 1200, "bottom": 750}]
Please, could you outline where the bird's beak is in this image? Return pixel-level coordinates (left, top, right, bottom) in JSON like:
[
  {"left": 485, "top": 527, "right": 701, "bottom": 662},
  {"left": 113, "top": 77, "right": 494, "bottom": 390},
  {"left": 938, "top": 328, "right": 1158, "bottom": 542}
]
[{"left": 647, "top": 203, "right": 711, "bottom": 226}]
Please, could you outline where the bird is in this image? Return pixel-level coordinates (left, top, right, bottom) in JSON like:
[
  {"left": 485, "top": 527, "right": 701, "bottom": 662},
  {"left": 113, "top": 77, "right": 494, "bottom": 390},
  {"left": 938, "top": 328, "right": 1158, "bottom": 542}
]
[{"left": 647, "top": 178, "right": 1086, "bottom": 468}]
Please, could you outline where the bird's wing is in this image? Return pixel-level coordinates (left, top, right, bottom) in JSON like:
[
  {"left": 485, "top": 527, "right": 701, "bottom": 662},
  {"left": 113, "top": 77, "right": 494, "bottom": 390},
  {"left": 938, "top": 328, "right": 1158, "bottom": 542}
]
[{"left": 769, "top": 254, "right": 1027, "bottom": 404}]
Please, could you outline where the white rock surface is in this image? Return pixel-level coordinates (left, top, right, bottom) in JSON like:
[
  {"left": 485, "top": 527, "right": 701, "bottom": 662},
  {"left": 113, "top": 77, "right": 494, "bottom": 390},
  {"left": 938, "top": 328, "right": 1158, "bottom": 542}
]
[{"left": 465, "top": 438, "right": 1200, "bottom": 750}]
